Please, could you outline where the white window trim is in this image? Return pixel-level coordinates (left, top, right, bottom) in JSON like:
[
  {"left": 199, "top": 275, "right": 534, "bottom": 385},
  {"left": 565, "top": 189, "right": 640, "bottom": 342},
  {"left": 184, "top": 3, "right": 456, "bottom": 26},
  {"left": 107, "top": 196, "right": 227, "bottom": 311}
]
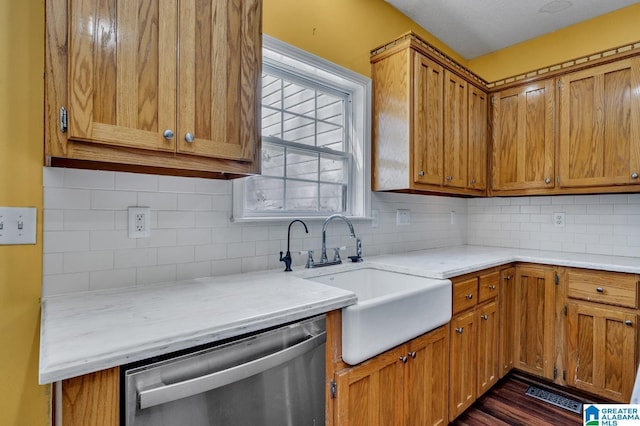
[{"left": 232, "top": 35, "right": 371, "bottom": 223}]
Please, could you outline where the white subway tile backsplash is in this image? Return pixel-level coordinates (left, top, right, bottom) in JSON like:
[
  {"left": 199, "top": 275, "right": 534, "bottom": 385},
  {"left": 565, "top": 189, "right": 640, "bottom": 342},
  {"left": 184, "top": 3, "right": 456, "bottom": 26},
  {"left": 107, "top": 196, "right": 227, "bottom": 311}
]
[
  {"left": 115, "top": 172, "right": 158, "bottom": 191},
  {"left": 64, "top": 169, "right": 115, "bottom": 190},
  {"left": 63, "top": 251, "right": 114, "bottom": 273},
  {"left": 44, "top": 188, "right": 91, "bottom": 209},
  {"left": 43, "top": 167, "right": 639, "bottom": 297}
]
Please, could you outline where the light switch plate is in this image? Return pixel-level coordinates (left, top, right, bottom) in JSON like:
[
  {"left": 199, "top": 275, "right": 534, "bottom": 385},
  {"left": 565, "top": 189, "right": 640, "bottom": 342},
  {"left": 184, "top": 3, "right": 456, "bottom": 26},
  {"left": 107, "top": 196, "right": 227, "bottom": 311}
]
[
  {"left": 0, "top": 207, "right": 37, "bottom": 245},
  {"left": 396, "top": 209, "right": 411, "bottom": 226}
]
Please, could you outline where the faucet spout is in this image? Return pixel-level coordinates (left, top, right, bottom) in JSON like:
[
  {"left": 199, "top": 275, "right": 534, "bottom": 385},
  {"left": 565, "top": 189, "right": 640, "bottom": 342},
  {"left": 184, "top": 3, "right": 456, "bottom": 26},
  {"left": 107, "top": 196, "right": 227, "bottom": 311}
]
[
  {"left": 279, "top": 219, "right": 308, "bottom": 272},
  {"left": 321, "top": 214, "right": 356, "bottom": 264}
]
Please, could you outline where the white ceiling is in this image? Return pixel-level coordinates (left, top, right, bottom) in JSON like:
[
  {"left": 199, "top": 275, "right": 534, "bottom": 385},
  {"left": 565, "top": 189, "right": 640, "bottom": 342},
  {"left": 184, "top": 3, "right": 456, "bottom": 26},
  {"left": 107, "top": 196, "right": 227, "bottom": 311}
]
[{"left": 385, "top": 0, "right": 639, "bottom": 59}]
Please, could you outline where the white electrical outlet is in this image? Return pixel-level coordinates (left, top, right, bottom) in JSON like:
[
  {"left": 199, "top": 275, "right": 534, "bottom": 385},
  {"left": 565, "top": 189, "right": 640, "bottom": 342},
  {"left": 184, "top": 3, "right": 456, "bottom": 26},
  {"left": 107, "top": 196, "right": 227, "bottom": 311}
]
[
  {"left": 128, "top": 207, "right": 151, "bottom": 238},
  {"left": 371, "top": 209, "right": 379, "bottom": 228},
  {"left": 396, "top": 209, "right": 411, "bottom": 226},
  {"left": 553, "top": 212, "right": 565, "bottom": 228}
]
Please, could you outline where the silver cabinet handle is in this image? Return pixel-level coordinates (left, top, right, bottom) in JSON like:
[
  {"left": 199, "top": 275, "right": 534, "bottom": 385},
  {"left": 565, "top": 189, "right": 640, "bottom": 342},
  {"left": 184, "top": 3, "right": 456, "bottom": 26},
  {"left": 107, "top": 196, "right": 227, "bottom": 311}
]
[
  {"left": 446, "top": 175, "right": 453, "bottom": 181},
  {"left": 455, "top": 327, "right": 463, "bottom": 334},
  {"left": 138, "top": 331, "right": 326, "bottom": 410},
  {"left": 418, "top": 170, "right": 425, "bottom": 177},
  {"left": 399, "top": 356, "right": 408, "bottom": 363},
  {"left": 504, "top": 275, "right": 512, "bottom": 281},
  {"left": 632, "top": 172, "right": 639, "bottom": 179},
  {"left": 545, "top": 177, "right": 552, "bottom": 184},
  {"left": 470, "top": 178, "right": 476, "bottom": 185},
  {"left": 488, "top": 285, "right": 496, "bottom": 290},
  {"left": 185, "top": 132, "right": 195, "bottom": 143},
  {"left": 408, "top": 351, "right": 417, "bottom": 359},
  {"left": 596, "top": 287, "right": 604, "bottom": 293},
  {"left": 466, "top": 293, "right": 473, "bottom": 300},
  {"left": 481, "top": 314, "right": 489, "bottom": 320},
  {"left": 163, "top": 129, "right": 174, "bottom": 140},
  {"left": 626, "top": 320, "right": 633, "bottom": 326}
]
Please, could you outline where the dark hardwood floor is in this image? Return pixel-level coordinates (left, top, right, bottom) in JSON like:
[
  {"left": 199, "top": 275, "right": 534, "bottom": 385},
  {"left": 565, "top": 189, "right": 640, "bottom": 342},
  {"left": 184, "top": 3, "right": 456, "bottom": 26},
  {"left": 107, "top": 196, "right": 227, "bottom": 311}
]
[{"left": 452, "top": 373, "right": 602, "bottom": 426}]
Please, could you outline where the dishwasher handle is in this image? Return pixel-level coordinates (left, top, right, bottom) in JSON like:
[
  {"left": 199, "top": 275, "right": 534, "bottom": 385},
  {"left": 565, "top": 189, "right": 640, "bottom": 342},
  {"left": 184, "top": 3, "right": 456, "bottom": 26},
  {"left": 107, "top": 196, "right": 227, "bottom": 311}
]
[{"left": 138, "top": 331, "right": 326, "bottom": 410}]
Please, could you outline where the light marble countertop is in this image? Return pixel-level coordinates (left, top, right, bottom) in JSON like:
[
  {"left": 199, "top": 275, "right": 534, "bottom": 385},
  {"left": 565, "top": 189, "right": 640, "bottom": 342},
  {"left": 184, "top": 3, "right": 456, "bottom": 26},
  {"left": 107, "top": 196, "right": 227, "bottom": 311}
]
[{"left": 39, "top": 244, "right": 640, "bottom": 384}]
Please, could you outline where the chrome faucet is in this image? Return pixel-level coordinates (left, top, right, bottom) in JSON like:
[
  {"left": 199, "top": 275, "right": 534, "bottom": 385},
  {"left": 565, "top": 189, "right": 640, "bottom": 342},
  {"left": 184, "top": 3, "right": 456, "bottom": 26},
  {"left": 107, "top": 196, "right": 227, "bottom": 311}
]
[{"left": 312, "top": 214, "right": 362, "bottom": 266}]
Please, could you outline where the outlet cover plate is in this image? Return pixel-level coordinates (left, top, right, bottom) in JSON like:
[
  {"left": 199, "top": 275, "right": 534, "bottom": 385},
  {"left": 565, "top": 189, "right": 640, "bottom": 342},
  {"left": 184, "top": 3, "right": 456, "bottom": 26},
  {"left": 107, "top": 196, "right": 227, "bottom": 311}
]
[
  {"left": 128, "top": 207, "right": 151, "bottom": 238},
  {"left": 553, "top": 212, "right": 565, "bottom": 228},
  {"left": 396, "top": 209, "right": 411, "bottom": 226}
]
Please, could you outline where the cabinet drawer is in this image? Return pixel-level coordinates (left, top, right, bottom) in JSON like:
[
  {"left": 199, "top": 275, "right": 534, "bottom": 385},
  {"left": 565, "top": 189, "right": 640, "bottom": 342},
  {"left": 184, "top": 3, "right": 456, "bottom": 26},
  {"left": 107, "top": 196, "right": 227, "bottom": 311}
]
[
  {"left": 478, "top": 271, "right": 499, "bottom": 303},
  {"left": 453, "top": 277, "right": 478, "bottom": 314},
  {"left": 567, "top": 269, "right": 639, "bottom": 308}
]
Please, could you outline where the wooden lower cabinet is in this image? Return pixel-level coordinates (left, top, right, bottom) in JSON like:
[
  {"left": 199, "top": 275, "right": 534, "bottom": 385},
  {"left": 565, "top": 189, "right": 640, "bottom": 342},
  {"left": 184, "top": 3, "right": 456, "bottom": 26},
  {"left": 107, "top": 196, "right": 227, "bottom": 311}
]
[
  {"left": 566, "top": 302, "right": 637, "bottom": 402},
  {"left": 477, "top": 300, "right": 499, "bottom": 396},
  {"left": 333, "top": 325, "right": 449, "bottom": 426},
  {"left": 449, "top": 310, "right": 476, "bottom": 420},
  {"left": 58, "top": 367, "right": 119, "bottom": 426},
  {"left": 514, "top": 264, "right": 556, "bottom": 380},
  {"left": 499, "top": 266, "right": 516, "bottom": 377},
  {"left": 564, "top": 268, "right": 640, "bottom": 402}
]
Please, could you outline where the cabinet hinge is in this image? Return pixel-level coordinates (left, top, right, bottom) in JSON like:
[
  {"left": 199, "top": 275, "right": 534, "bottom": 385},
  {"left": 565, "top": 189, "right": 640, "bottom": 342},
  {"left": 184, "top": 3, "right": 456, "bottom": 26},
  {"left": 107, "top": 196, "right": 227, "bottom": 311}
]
[
  {"left": 490, "top": 96, "right": 495, "bottom": 105},
  {"left": 553, "top": 367, "right": 558, "bottom": 379},
  {"left": 564, "top": 304, "right": 568, "bottom": 316},
  {"left": 557, "top": 176, "right": 560, "bottom": 184},
  {"left": 563, "top": 370, "right": 566, "bottom": 381},
  {"left": 555, "top": 274, "right": 560, "bottom": 285},
  {"left": 330, "top": 380, "right": 337, "bottom": 399},
  {"left": 59, "top": 107, "right": 68, "bottom": 133},
  {"left": 557, "top": 80, "right": 562, "bottom": 89}
]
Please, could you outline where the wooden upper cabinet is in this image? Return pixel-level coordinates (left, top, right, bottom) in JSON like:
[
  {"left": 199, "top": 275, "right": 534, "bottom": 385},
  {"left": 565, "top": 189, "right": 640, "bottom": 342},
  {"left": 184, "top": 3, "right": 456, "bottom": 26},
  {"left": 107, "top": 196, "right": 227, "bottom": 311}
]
[
  {"left": 46, "top": 0, "right": 261, "bottom": 176},
  {"left": 413, "top": 53, "right": 444, "bottom": 186},
  {"left": 443, "top": 70, "right": 468, "bottom": 189},
  {"left": 468, "top": 85, "right": 488, "bottom": 190},
  {"left": 177, "top": 0, "right": 259, "bottom": 161},
  {"left": 558, "top": 58, "right": 640, "bottom": 188},
  {"left": 371, "top": 35, "right": 486, "bottom": 196},
  {"left": 490, "top": 80, "right": 555, "bottom": 192}
]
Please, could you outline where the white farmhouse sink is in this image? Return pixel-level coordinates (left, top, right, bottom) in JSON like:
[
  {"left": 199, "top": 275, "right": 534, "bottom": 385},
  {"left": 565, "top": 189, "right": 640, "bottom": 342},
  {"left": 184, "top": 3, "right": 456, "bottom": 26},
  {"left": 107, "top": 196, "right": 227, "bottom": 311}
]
[{"left": 307, "top": 267, "right": 451, "bottom": 365}]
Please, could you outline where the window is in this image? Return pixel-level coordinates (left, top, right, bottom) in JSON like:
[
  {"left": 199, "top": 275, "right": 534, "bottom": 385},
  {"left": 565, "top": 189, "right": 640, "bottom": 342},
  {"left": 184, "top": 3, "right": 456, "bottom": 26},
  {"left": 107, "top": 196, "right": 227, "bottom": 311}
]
[{"left": 233, "top": 35, "right": 371, "bottom": 221}]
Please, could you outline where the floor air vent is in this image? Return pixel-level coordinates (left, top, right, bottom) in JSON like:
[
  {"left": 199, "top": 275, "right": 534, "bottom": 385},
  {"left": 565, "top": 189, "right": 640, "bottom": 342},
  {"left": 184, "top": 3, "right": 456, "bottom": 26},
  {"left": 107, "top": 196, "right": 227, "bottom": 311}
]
[{"left": 525, "top": 385, "right": 582, "bottom": 414}]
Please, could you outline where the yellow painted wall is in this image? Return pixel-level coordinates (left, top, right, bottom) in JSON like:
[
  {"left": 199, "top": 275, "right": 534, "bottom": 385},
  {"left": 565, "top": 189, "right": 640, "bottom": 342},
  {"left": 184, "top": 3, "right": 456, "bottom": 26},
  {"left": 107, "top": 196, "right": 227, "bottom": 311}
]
[
  {"left": 468, "top": 3, "right": 640, "bottom": 82},
  {"left": 263, "top": 0, "right": 467, "bottom": 77},
  {"left": 0, "top": 1, "right": 50, "bottom": 426}
]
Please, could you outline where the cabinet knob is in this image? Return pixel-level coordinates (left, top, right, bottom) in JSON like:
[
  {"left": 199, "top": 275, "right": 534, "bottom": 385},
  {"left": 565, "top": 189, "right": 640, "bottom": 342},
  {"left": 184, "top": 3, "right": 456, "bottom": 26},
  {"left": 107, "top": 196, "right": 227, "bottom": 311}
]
[
  {"left": 418, "top": 170, "right": 425, "bottom": 177},
  {"left": 488, "top": 285, "right": 496, "bottom": 290},
  {"left": 596, "top": 287, "right": 604, "bottom": 293},
  {"left": 446, "top": 175, "right": 453, "bottom": 181},
  {"left": 455, "top": 327, "right": 464, "bottom": 334},
  {"left": 408, "top": 351, "right": 417, "bottom": 359},
  {"left": 626, "top": 320, "right": 633, "bottom": 327},
  {"left": 470, "top": 178, "right": 476, "bottom": 185},
  {"left": 504, "top": 275, "right": 512, "bottom": 281},
  {"left": 632, "top": 172, "right": 639, "bottom": 179},
  {"left": 466, "top": 293, "right": 473, "bottom": 300},
  {"left": 481, "top": 314, "right": 489, "bottom": 321},
  {"left": 185, "top": 132, "right": 195, "bottom": 143},
  {"left": 163, "top": 129, "right": 174, "bottom": 140},
  {"left": 545, "top": 177, "right": 552, "bottom": 184},
  {"left": 399, "top": 355, "right": 408, "bottom": 363}
]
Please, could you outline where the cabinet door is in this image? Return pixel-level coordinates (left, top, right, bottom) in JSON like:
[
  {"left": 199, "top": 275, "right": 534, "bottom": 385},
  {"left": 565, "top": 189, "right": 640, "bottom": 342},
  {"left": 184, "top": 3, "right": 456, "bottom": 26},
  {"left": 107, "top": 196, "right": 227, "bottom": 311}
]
[
  {"left": 567, "top": 302, "right": 637, "bottom": 402},
  {"left": 405, "top": 326, "right": 449, "bottom": 426},
  {"left": 443, "top": 70, "right": 468, "bottom": 189},
  {"left": 468, "top": 85, "right": 488, "bottom": 190},
  {"left": 334, "top": 347, "right": 404, "bottom": 426},
  {"left": 449, "top": 310, "right": 476, "bottom": 421},
  {"left": 413, "top": 53, "right": 444, "bottom": 186},
  {"left": 61, "top": 367, "right": 120, "bottom": 426},
  {"left": 514, "top": 265, "right": 556, "bottom": 379},
  {"left": 177, "top": 0, "right": 260, "bottom": 161},
  {"left": 499, "top": 267, "right": 516, "bottom": 378},
  {"left": 558, "top": 58, "right": 640, "bottom": 187},
  {"left": 68, "top": 0, "right": 177, "bottom": 152},
  {"left": 491, "top": 80, "right": 555, "bottom": 191},
  {"left": 477, "top": 300, "right": 499, "bottom": 397}
]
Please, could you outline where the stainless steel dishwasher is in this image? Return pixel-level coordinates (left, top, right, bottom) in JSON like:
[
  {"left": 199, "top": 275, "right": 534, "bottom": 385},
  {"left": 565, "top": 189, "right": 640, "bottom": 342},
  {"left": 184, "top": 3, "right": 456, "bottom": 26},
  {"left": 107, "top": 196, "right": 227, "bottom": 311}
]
[{"left": 123, "top": 315, "right": 326, "bottom": 425}]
